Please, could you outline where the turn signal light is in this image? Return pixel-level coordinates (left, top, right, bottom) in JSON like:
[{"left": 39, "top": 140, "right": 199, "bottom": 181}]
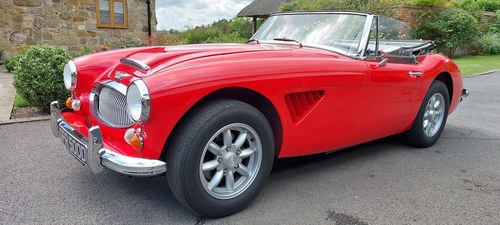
[
  {"left": 124, "top": 128, "right": 144, "bottom": 151},
  {"left": 65, "top": 97, "right": 73, "bottom": 109},
  {"left": 130, "top": 133, "right": 143, "bottom": 151}
]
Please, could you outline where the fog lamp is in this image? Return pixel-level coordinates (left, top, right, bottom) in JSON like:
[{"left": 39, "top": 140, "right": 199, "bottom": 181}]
[{"left": 71, "top": 99, "right": 81, "bottom": 111}]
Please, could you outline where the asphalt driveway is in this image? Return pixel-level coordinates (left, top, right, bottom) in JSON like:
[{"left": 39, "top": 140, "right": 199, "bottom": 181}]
[{"left": 1, "top": 72, "right": 499, "bottom": 225}]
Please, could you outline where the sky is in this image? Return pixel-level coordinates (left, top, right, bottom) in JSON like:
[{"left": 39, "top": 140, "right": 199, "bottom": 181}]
[{"left": 156, "top": 0, "right": 253, "bottom": 31}]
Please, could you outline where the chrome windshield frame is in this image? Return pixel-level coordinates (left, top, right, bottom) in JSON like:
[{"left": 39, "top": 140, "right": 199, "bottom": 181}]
[{"left": 358, "top": 14, "right": 375, "bottom": 59}]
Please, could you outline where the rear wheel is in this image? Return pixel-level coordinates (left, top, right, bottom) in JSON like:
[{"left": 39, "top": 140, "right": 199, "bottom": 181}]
[
  {"left": 404, "top": 80, "right": 450, "bottom": 148},
  {"left": 166, "top": 99, "right": 274, "bottom": 217}
]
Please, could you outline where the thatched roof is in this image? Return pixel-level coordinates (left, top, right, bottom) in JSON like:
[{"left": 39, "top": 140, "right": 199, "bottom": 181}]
[{"left": 237, "top": 0, "right": 292, "bottom": 18}]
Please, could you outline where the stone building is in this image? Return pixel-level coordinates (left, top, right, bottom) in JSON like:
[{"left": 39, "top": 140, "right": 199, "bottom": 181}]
[{"left": 0, "top": 0, "right": 156, "bottom": 60}]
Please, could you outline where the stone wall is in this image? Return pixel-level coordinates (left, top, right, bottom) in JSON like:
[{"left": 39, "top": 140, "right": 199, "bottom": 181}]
[
  {"left": 393, "top": 5, "right": 429, "bottom": 29},
  {"left": 0, "top": 0, "right": 156, "bottom": 59}
]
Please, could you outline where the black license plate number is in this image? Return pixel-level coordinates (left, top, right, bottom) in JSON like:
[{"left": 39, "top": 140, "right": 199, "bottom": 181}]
[{"left": 59, "top": 127, "right": 87, "bottom": 165}]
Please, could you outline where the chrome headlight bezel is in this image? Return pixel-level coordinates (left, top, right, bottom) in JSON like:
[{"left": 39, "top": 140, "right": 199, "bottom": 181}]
[
  {"left": 126, "top": 80, "right": 150, "bottom": 122},
  {"left": 64, "top": 60, "right": 78, "bottom": 91}
]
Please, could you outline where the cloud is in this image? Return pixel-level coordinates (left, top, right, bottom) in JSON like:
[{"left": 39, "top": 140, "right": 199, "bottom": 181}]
[{"left": 156, "top": 0, "right": 253, "bottom": 31}]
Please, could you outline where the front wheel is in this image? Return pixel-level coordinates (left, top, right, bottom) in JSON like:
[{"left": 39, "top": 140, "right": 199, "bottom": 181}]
[
  {"left": 166, "top": 99, "right": 274, "bottom": 217},
  {"left": 404, "top": 80, "right": 450, "bottom": 148}
]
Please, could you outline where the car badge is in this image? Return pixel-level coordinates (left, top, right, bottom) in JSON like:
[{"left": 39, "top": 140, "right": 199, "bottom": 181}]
[{"left": 114, "top": 71, "right": 130, "bottom": 80}]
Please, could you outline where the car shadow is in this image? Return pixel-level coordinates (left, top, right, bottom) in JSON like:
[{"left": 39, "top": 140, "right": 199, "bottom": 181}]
[
  {"left": 70, "top": 134, "right": 420, "bottom": 220},
  {"left": 271, "top": 135, "right": 409, "bottom": 173}
]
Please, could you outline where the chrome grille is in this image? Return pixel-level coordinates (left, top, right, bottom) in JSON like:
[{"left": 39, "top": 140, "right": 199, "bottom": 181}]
[{"left": 96, "top": 86, "right": 133, "bottom": 127}]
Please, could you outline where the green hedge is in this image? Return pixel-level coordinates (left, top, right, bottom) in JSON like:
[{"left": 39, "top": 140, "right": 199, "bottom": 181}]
[
  {"left": 12, "top": 46, "right": 70, "bottom": 111},
  {"left": 476, "top": 32, "right": 500, "bottom": 54},
  {"left": 477, "top": 0, "right": 500, "bottom": 12},
  {"left": 414, "top": 9, "right": 479, "bottom": 57}
]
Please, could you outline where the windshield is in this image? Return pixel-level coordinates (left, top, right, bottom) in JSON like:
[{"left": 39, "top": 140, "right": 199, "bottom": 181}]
[{"left": 253, "top": 13, "right": 368, "bottom": 56}]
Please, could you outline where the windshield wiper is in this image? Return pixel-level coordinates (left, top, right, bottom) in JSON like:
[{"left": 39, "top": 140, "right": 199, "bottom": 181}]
[
  {"left": 246, "top": 38, "right": 260, "bottom": 44},
  {"left": 273, "top": 37, "right": 302, "bottom": 48}
]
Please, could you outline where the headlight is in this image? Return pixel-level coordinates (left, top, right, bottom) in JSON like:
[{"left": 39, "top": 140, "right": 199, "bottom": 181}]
[
  {"left": 126, "top": 80, "right": 150, "bottom": 122},
  {"left": 63, "top": 60, "right": 77, "bottom": 91}
]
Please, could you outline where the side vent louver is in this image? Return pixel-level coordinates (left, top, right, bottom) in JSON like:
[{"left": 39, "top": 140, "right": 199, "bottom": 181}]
[{"left": 285, "top": 90, "right": 325, "bottom": 123}]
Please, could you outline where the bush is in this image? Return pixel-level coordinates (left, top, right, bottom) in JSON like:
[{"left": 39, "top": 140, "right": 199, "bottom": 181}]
[
  {"left": 120, "top": 40, "right": 145, "bottom": 48},
  {"left": 281, "top": 0, "right": 398, "bottom": 17},
  {"left": 205, "top": 33, "right": 248, "bottom": 44},
  {"left": 70, "top": 47, "right": 93, "bottom": 58},
  {"left": 4, "top": 58, "right": 17, "bottom": 72},
  {"left": 12, "top": 46, "right": 70, "bottom": 111},
  {"left": 476, "top": 32, "right": 500, "bottom": 54},
  {"left": 183, "top": 26, "right": 221, "bottom": 44},
  {"left": 414, "top": 0, "right": 449, "bottom": 7},
  {"left": 3, "top": 45, "right": 30, "bottom": 72},
  {"left": 488, "top": 10, "right": 500, "bottom": 33},
  {"left": 413, "top": 9, "right": 479, "bottom": 57},
  {"left": 281, "top": 0, "right": 372, "bottom": 11},
  {"left": 476, "top": 0, "right": 500, "bottom": 12},
  {"left": 228, "top": 17, "right": 263, "bottom": 39},
  {"left": 456, "top": 0, "right": 484, "bottom": 20},
  {"left": 151, "top": 32, "right": 183, "bottom": 46}
]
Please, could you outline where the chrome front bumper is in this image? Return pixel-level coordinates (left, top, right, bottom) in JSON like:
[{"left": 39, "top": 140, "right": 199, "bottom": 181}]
[{"left": 50, "top": 101, "right": 166, "bottom": 177}]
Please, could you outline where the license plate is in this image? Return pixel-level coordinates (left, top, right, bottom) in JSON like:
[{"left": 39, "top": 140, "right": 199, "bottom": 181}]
[{"left": 59, "top": 125, "right": 88, "bottom": 165}]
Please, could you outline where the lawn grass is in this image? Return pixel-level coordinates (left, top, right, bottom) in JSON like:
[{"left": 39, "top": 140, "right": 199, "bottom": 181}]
[
  {"left": 14, "top": 93, "right": 29, "bottom": 108},
  {"left": 453, "top": 55, "right": 500, "bottom": 77}
]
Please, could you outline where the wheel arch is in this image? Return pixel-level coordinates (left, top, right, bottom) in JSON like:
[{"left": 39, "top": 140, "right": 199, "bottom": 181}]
[
  {"left": 434, "top": 72, "right": 453, "bottom": 104},
  {"left": 162, "top": 87, "right": 283, "bottom": 159}
]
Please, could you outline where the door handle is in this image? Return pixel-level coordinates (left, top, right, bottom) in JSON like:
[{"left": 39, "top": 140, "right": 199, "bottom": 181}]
[{"left": 409, "top": 70, "right": 423, "bottom": 77}]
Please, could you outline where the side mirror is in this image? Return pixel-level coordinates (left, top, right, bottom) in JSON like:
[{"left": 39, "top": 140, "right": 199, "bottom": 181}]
[
  {"left": 369, "top": 57, "right": 388, "bottom": 69},
  {"left": 378, "top": 58, "right": 388, "bottom": 67}
]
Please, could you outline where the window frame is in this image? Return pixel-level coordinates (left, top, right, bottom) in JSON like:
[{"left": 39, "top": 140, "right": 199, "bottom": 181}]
[{"left": 96, "top": 0, "right": 128, "bottom": 29}]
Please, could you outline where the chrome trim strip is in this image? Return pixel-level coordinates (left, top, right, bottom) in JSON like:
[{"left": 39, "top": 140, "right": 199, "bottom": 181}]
[
  {"left": 120, "top": 57, "right": 151, "bottom": 72},
  {"left": 50, "top": 101, "right": 61, "bottom": 137},
  {"left": 103, "top": 80, "right": 127, "bottom": 95},
  {"left": 271, "top": 11, "right": 372, "bottom": 17},
  {"left": 50, "top": 104, "right": 166, "bottom": 177}
]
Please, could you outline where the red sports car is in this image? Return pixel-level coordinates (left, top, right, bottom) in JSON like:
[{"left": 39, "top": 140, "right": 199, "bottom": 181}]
[{"left": 50, "top": 11, "right": 468, "bottom": 217}]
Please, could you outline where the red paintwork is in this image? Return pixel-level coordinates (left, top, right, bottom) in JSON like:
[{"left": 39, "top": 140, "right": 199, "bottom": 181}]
[{"left": 65, "top": 43, "right": 464, "bottom": 160}]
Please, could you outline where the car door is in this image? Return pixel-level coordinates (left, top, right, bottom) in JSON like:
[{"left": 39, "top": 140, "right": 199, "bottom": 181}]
[
  {"left": 345, "top": 60, "right": 423, "bottom": 144},
  {"left": 274, "top": 57, "right": 370, "bottom": 157}
]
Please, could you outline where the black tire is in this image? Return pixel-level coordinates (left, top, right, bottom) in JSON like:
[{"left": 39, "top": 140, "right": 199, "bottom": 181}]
[
  {"left": 166, "top": 99, "right": 274, "bottom": 217},
  {"left": 404, "top": 80, "right": 450, "bottom": 148}
]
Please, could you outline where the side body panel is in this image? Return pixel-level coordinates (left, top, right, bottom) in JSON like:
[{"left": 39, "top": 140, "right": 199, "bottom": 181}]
[
  {"left": 346, "top": 54, "right": 463, "bottom": 145},
  {"left": 144, "top": 53, "right": 370, "bottom": 158},
  {"left": 346, "top": 61, "right": 423, "bottom": 144}
]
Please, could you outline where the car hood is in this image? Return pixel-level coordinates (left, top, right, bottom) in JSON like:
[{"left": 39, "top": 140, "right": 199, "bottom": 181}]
[{"left": 121, "top": 44, "right": 295, "bottom": 75}]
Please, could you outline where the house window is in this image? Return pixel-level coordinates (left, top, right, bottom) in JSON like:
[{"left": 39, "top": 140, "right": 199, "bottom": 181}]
[{"left": 96, "top": 0, "right": 128, "bottom": 28}]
